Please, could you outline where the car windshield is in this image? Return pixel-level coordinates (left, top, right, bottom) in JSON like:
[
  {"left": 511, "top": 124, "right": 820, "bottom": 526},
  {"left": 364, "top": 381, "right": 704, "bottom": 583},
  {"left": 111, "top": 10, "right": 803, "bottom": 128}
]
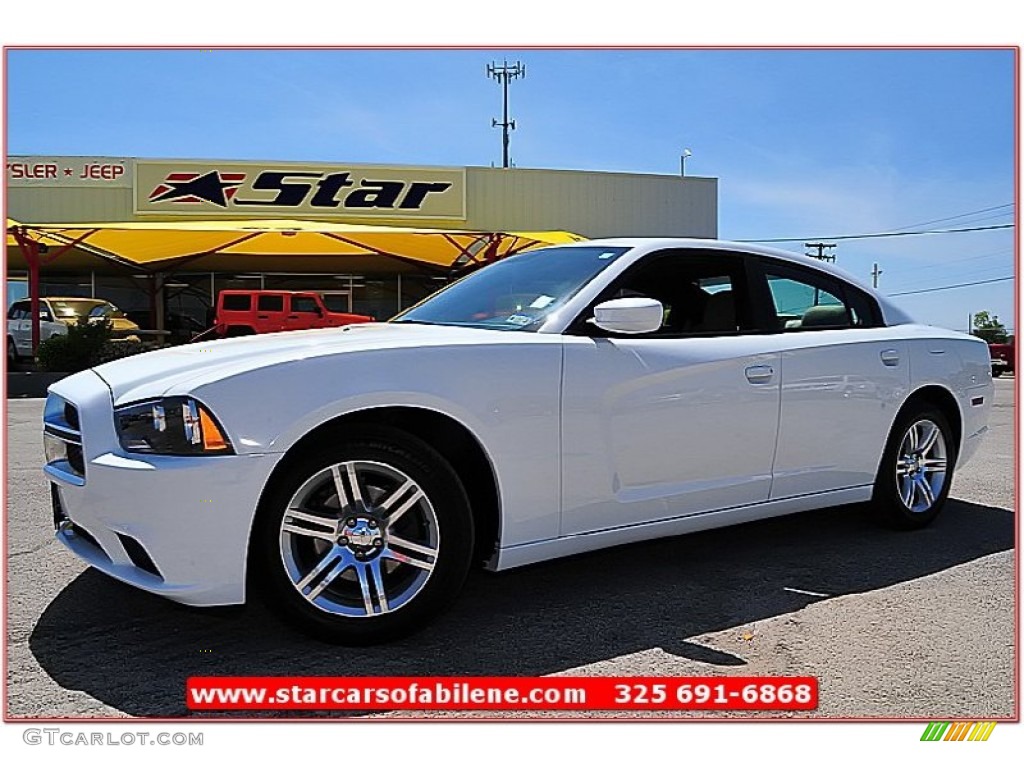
[
  {"left": 87, "top": 303, "right": 125, "bottom": 319},
  {"left": 393, "top": 245, "right": 629, "bottom": 331},
  {"left": 49, "top": 300, "right": 105, "bottom": 319}
]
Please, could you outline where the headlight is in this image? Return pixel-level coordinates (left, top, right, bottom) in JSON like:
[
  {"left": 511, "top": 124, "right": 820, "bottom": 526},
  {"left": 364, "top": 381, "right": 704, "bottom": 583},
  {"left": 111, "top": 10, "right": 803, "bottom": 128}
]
[{"left": 115, "top": 397, "right": 233, "bottom": 455}]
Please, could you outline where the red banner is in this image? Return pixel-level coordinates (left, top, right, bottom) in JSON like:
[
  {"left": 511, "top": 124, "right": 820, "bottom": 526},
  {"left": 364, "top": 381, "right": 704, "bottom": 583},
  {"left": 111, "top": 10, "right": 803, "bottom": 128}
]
[{"left": 187, "top": 676, "right": 818, "bottom": 711}]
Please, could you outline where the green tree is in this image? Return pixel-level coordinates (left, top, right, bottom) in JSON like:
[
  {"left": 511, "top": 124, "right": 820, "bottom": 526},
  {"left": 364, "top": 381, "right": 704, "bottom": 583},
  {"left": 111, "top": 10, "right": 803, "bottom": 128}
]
[
  {"left": 36, "top": 318, "right": 113, "bottom": 373},
  {"left": 971, "top": 311, "right": 1009, "bottom": 344}
]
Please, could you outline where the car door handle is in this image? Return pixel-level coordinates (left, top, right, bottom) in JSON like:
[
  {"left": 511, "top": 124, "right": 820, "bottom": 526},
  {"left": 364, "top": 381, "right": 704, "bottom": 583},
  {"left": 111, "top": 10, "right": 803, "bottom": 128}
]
[
  {"left": 744, "top": 364, "right": 774, "bottom": 384},
  {"left": 880, "top": 349, "right": 900, "bottom": 367}
]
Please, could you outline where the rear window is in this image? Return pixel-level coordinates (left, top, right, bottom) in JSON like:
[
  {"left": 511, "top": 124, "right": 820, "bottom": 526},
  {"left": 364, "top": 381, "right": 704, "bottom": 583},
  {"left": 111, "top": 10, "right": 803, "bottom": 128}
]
[
  {"left": 221, "top": 294, "right": 252, "bottom": 311},
  {"left": 257, "top": 295, "right": 285, "bottom": 312}
]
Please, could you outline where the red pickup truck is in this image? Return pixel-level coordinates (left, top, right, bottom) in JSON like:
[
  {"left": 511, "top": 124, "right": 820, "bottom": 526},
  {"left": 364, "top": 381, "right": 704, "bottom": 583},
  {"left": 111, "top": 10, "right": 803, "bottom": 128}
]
[
  {"left": 989, "top": 340, "right": 1015, "bottom": 377},
  {"left": 214, "top": 290, "right": 374, "bottom": 337}
]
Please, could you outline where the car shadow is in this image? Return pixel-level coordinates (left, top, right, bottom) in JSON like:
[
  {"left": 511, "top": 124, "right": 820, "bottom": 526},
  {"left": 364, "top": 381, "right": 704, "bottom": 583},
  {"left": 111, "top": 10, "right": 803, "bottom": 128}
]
[{"left": 29, "top": 498, "right": 1014, "bottom": 717}]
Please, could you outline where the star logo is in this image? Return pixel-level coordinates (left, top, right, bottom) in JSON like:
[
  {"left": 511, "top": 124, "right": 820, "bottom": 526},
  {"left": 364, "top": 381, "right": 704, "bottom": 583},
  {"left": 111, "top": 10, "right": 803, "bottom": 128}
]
[{"left": 148, "top": 171, "right": 247, "bottom": 207}]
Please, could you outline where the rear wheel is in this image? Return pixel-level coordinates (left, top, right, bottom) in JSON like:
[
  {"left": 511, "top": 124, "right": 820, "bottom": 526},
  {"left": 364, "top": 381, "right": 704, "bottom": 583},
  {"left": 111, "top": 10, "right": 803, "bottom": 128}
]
[
  {"left": 255, "top": 428, "right": 474, "bottom": 644},
  {"left": 872, "top": 407, "right": 955, "bottom": 529}
]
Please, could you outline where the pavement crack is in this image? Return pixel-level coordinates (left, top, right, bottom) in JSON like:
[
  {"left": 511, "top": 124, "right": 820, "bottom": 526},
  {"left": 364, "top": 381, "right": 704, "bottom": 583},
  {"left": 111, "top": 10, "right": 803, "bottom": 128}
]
[{"left": 8, "top": 541, "right": 56, "bottom": 559}]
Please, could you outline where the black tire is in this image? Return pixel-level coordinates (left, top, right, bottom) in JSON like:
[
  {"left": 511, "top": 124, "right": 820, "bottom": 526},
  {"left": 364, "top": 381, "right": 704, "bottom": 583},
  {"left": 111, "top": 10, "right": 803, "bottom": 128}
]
[
  {"left": 254, "top": 426, "right": 474, "bottom": 644},
  {"left": 7, "top": 337, "right": 18, "bottom": 368},
  {"left": 872, "top": 406, "right": 956, "bottom": 529}
]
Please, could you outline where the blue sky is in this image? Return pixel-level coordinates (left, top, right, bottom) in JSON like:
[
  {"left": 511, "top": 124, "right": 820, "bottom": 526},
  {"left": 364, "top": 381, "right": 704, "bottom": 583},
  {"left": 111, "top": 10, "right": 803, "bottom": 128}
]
[{"left": 6, "top": 48, "right": 1016, "bottom": 332}]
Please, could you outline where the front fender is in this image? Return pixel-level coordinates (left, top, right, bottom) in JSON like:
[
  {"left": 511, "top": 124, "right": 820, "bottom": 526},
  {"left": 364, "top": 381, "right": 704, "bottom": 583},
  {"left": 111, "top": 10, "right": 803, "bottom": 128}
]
[{"left": 178, "top": 344, "right": 564, "bottom": 548}]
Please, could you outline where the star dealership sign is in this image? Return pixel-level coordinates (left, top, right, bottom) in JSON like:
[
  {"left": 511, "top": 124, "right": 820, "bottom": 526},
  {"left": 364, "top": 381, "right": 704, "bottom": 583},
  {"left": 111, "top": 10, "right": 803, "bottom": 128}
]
[
  {"left": 148, "top": 171, "right": 247, "bottom": 207},
  {"left": 136, "top": 161, "right": 466, "bottom": 219}
]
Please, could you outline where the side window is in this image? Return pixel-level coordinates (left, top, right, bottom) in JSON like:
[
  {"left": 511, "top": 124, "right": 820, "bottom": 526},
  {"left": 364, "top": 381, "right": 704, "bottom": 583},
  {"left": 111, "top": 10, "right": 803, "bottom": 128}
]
[
  {"left": 291, "top": 296, "right": 319, "bottom": 313},
  {"left": 762, "top": 265, "right": 876, "bottom": 331},
  {"left": 7, "top": 302, "right": 28, "bottom": 320},
  {"left": 38, "top": 303, "right": 54, "bottom": 322},
  {"left": 587, "top": 252, "right": 751, "bottom": 336},
  {"left": 257, "top": 294, "right": 284, "bottom": 312},
  {"left": 221, "top": 294, "right": 251, "bottom": 311}
]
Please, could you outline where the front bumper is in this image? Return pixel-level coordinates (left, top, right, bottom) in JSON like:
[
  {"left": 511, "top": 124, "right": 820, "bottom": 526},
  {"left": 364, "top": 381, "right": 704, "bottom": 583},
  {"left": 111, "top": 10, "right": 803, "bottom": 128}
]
[{"left": 46, "top": 370, "right": 281, "bottom": 606}]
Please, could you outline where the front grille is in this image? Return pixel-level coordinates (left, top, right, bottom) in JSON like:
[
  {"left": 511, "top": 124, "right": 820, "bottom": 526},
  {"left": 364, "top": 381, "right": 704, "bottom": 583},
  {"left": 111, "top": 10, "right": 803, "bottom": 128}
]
[
  {"left": 116, "top": 533, "right": 163, "bottom": 580},
  {"left": 69, "top": 522, "right": 103, "bottom": 553},
  {"left": 66, "top": 443, "right": 85, "bottom": 475},
  {"left": 63, "top": 402, "right": 80, "bottom": 431},
  {"left": 51, "top": 483, "right": 68, "bottom": 530},
  {"left": 44, "top": 394, "right": 85, "bottom": 482}
]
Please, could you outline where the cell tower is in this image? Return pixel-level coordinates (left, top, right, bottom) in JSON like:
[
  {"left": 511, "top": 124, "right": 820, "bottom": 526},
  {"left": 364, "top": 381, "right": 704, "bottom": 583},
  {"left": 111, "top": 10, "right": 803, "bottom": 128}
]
[{"left": 487, "top": 60, "right": 526, "bottom": 168}]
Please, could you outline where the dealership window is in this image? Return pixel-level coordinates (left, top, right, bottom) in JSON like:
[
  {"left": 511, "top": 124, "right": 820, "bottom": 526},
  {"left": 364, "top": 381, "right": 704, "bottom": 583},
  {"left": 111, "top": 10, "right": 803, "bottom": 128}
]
[
  {"left": 8, "top": 269, "right": 435, "bottom": 341},
  {"left": 401, "top": 274, "right": 447, "bottom": 312}
]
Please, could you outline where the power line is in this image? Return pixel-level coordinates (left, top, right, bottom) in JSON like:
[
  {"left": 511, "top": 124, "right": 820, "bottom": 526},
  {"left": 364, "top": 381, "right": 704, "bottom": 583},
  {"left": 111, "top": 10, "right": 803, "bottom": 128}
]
[
  {"left": 888, "top": 202, "right": 1014, "bottom": 233},
  {"left": 883, "top": 247, "right": 1014, "bottom": 275},
  {"left": 741, "top": 223, "right": 1014, "bottom": 244},
  {"left": 888, "top": 276, "right": 1014, "bottom": 297},
  {"left": 889, "top": 264, "right": 1013, "bottom": 293}
]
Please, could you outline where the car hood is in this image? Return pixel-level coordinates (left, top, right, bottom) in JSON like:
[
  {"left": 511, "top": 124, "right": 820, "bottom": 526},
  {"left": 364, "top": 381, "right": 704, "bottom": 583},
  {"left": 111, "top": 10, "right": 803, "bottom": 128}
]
[{"left": 90, "top": 322, "right": 542, "bottom": 405}]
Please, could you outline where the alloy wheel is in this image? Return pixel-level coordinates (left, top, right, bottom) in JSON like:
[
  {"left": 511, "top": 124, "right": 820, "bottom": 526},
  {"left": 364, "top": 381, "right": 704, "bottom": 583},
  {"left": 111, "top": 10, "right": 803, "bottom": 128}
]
[
  {"left": 278, "top": 460, "right": 440, "bottom": 617},
  {"left": 895, "top": 418, "right": 948, "bottom": 514}
]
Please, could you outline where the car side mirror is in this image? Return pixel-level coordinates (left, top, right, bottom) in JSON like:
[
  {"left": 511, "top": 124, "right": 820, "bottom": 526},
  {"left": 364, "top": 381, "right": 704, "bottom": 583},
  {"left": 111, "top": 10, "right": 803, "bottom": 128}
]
[{"left": 589, "top": 297, "right": 664, "bottom": 334}]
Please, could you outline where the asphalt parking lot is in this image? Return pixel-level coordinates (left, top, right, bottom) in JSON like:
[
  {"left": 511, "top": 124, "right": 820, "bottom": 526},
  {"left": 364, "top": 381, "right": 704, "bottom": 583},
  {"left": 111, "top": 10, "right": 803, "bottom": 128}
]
[{"left": 4, "top": 378, "right": 1016, "bottom": 719}]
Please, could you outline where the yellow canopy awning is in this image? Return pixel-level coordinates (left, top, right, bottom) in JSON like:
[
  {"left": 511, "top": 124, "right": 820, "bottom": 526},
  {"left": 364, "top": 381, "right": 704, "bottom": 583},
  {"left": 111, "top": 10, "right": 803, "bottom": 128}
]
[
  {"left": 6, "top": 218, "right": 67, "bottom": 249},
  {"left": 7, "top": 218, "right": 586, "bottom": 273}
]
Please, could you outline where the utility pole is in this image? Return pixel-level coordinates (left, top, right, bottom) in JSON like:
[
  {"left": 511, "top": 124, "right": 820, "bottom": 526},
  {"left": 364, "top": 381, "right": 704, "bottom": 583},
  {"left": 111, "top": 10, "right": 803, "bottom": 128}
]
[
  {"left": 487, "top": 60, "right": 526, "bottom": 168},
  {"left": 871, "top": 262, "right": 883, "bottom": 288},
  {"left": 804, "top": 242, "right": 837, "bottom": 263}
]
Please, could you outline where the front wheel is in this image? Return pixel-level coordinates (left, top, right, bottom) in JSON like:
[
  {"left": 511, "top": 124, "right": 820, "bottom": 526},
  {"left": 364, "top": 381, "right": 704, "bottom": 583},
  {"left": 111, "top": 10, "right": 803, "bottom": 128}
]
[
  {"left": 872, "top": 408, "right": 956, "bottom": 529},
  {"left": 255, "top": 428, "right": 474, "bottom": 644},
  {"left": 7, "top": 337, "right": 18, "bottom": 367}
]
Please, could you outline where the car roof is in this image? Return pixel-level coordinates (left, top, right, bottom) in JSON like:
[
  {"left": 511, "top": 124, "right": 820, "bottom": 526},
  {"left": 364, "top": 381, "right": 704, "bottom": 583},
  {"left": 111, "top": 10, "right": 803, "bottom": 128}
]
[{"left": 548, "top": 237, "right": 914, "bottom": 325}]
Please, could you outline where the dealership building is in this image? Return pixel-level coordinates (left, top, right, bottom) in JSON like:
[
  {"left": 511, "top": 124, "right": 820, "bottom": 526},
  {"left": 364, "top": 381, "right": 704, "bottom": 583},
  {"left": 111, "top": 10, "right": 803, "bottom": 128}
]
[{"left": 6, "top": 155, "right": 717, "bottom": 334}]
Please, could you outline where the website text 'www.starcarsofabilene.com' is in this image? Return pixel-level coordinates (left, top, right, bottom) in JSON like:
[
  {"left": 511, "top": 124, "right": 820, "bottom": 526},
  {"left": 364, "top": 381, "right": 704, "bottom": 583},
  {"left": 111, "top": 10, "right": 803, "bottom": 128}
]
[{"left": 186, "top": 676, "right": 818, "bottom": 712}]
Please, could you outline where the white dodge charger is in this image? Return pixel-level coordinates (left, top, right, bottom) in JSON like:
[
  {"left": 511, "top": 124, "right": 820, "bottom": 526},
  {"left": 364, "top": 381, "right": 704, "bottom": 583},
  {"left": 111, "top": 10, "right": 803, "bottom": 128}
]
[{"left": 43, "top": 239, "right": 993, "bottom": 644}]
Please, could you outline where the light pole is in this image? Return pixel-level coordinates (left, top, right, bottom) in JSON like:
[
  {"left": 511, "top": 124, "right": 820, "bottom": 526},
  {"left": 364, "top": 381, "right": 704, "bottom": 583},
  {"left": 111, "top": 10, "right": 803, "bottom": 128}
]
[{"left": 680, "top": 148, "right": 692, "bottom": 177}]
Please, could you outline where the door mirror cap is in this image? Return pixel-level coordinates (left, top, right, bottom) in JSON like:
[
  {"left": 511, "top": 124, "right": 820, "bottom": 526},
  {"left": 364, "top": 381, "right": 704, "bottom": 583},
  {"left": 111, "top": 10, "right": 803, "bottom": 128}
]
[{"left": 590, "top": 297, "right": 664, "bottom": 334}]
